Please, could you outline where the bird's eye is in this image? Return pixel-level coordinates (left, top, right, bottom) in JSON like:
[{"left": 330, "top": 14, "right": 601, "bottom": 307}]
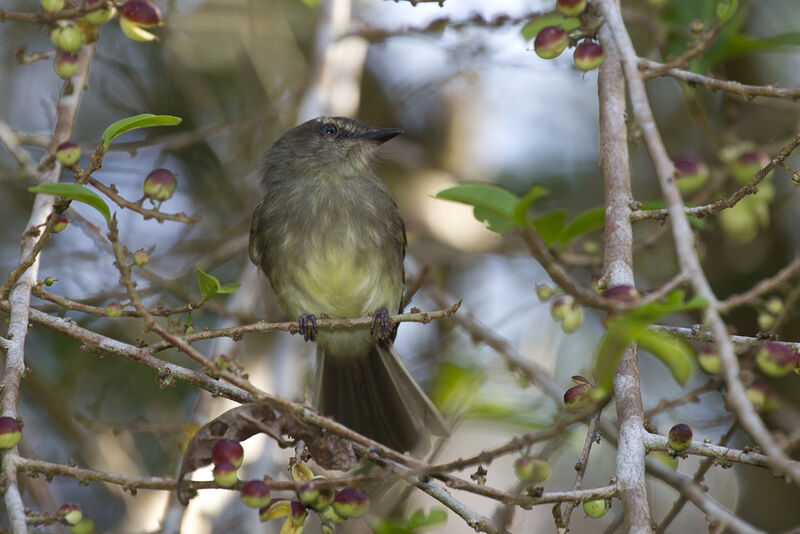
[{"left": 322, "top": 123, "right": 338, "bottom": 137}]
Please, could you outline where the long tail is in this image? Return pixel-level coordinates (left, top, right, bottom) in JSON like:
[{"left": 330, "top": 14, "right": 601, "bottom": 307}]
[{"left": 315, "top": 340, "right": 449, "bottom": 453}]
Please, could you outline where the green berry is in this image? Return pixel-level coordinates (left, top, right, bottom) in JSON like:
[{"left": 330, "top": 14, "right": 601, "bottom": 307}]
[
  {"left": 84, "top": 0, "right": 116, "bottom": 25},
  {"left": 68, "top": 517, "right": 95, "bottom": 534},
  {"left": 514, "top": 457, "right": 551, "bottom": 483},
  {"left": 573, "top": 41, "right": 605, "bottom": 71},
  {"left": 697, "top": 346, "right": 722, "bottom": 375},
  {"left": 755, "top": 342, "right": 797, "bottom": 377},
  {"left": 534, "top": 26, "right": 568, "bottom": 59},
  {"left": 674, "top": 158, "right": 710, "bottom": 195},
  {"left": 105, "top": 302, "right": 123, "bottom": 317},
  {"left": 331, "top": 488, "right": 369, "bottom": 519},
  {"left": 241, "top": 480, "right": 270, "bottom": 508},
  {"left": 557, "top": 0, "right": 587, "bottom": 16},
  {"left": 56, "top": 141, "right": 81, "bottom": 166},
  {"left": 42, "top": 0, "right": 65, "bottom": 12},
  {"left": 212, "top": 461, "right": 238, "bottom": 488},
  {"left": 668, "top": 423, "right": 693, "bottom": 451},
  {"left": 583, "top": 499, "right": 609, "bottom": 518},
  {"left": 50, "top": 21, "right": 85, "bottom": 54},
  {"left": 54, "top": 52, "right": 79, "bottom": 79},
  {"left": 0, "top": 417, "right": 22, "bottom": 449},
  {"left": 143, "top": 169, "right": 177, "bottom": 201},
  {"left": 58, "top": 504, "right": 83, "bottom": 526}
]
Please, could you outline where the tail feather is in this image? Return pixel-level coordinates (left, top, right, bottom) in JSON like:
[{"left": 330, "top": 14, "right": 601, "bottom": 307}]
[{"left": 315, "top": 341, "right": 448, "bottom": 453}]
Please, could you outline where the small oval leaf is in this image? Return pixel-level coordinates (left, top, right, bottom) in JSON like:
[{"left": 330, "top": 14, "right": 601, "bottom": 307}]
[
  {"left": 196, "top": 264, "right": 220, "bottom": 301},
  {"left": 28, "top": 183, "right": 111, "bottom": 224}
]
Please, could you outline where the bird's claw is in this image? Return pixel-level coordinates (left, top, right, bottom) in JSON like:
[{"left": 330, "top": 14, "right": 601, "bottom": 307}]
[
  {"left": 298, "top": 314, "right": 318, "bottom": 342},
  {"left": 370, "top": 307, "right": 392, "bottom": 339}
]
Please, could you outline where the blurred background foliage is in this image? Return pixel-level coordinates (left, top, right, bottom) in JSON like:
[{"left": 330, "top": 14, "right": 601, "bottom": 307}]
[{"left": 2, "top": 0, "right": 800, "bottom": 532}]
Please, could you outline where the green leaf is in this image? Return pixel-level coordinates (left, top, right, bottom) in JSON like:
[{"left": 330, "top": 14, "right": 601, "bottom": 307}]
[
  {"left": 520, "top": 14, "right": 581, "bottom": 41},
  {"left": 635, "top": 329, "right": 693, "bottom": 386},
  {"left": 436, "top": 183, "right": 520, "bottom": 235},
  {"left": 531, "top": 211, "right": 567, "bottom": 245},
  {"left": 28, "top": 183, "right": 111, "bottom": 224},
  {"left": 593, "top": 290, "right": 706, "bottom": 394},
  {"left": 716, "top": 0, "right": 738, "bottom": 22},
  {"left": 218, "top": 283, "right": 241, "bottom": 294},
  {"left": 511, "top": 184, "right": 549, "bottom": 225},
  {"left": 101, "top": 113, "right": 182, "bottom": 152},
  {"left": 196, "top": 264, "right": 220, "bottom": 301},
  {"left": 557, "top": 207, "right": 605, "bottom": 246}
]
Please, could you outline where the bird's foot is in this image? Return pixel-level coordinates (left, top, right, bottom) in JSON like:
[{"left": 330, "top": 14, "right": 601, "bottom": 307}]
[
  {"left": 298, "top": 314, "right": 318, "bottom": 342},
  {"left": 370, "top": 307, "right": 392, "bottom": 339}
]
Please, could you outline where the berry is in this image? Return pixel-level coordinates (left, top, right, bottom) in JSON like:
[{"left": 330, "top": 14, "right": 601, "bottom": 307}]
[
  {"left": 50, "top": 213, "right": 69, "bottom": 233},
  {"left": 674, "top": 157, "right": 710, "bottom": 195},
  {"left": 557, "top": 0, "right": 587, "bottom": 16},
  {"left": 573, "top": 41, "right": 605, "bottom": 71},
  {"left": 0, "top": 417, "right": 22, "bottom": 449},
  {"left": 120, "top": 0, "right": 162, "bottom": 42},
  {"left": 143, "top": 169, "right": 177, "bottom": 201},
  {"left": 68, "top": 517, "right": 95, "bottom": 534},
  {"left": 105, "top": 302, "right": 123, "bottom": 317},
  {"left": 41, "top": 0, "right": 65, "bottom": 12},
  {"left": 212, "top": 461, "right": 238, "bottom": 488},
  {"left": 764, "top": 297, "right": 783, "bottom": 316},
  {"left": 746, "top": 381, "right": 780, "bottom": 412},
  {"left": 50, "top": 21, "right": 85, "bottom": 54},
  {"left": 513, "top": 457, "right": 551, "bottom": 483},
  {"left": 84, "top": 0, "right": 116, "bottom": 25},
  {"left": 583, "top": 498, "right": 609, "bottom": 518},
  {"left": 212, "top": 439, "right": 244, "bottom": 469},
  {"left": 668, "top": 423, "right": 693, "bottom": 451},
  {"left": 58, "top": 504, "right": 83, "bottom": 526},
  {"left": 536, "top": 283, "right": 554, "bottom": 301},
  {"left": 550, "top": 296, "right": 573, "bottom": 320},
  {"left": 56, "top": 141, "right": 81, "bottom": 166},
  {"left": 44, "top": 276, "right": 56, "bottom": 286},
  {"left": 697, "top": 346, "right": 722, "bottom": 375},
  {"left": 561, "top": 305, "right": 583, "bottom": 334},
  {"left": 534, "top": 26, "right": 568, "bottom": 60},
  {"left": 241, "top": 480, "right": 270, "bottom": 508},
  {"left": 312, "top": 486, "right": 335, "bottom": 510},
  {"left": 133, "top": 249, "right": 150, "bottom": 266},
  {"left": 289, "top": 501, "right": 307, "bottom": 527},
  {"left": 332, "top": 488, "right": 369, "bottom": 519},
  {"left": 755, "top": 342, "right": 797, "bottom": 377},
  {"left": 732, "top": 151, "right": 770, "bottom": 185},
  {"left": 298, "top": 483, "right": 320, "bottom": 506}
]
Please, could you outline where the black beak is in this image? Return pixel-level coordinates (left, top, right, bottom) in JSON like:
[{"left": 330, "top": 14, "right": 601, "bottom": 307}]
[{"left": 357, "top": 128, "right": 403, "bottom": 144}]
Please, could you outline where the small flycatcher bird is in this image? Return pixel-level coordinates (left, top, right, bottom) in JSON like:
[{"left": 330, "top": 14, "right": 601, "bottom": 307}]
[{"left": 249, "top": 116, "right": 449, "bottom": 452}]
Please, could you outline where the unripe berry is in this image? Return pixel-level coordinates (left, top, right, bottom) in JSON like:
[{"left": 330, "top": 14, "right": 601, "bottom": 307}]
[
  {"left": 534, "top": 26, "right": 568, "bottom": 60},
  {"left": 105, "top": 302, "right": 123, "bottom": 317},
  {"left": 50, "top": 21, "right": 85, "bottom": 54},
  {"left": 143, "top": 169, "right": 177, "bottom": 201},
  {"left": 84, "top": 0, "right": 116, "bottom": 25},
  {"left": 332, "top": 488, "right": 369, "bottom": 519},
  {"left": 561, "top": 305, "right": 583, "bottom": 334},
  {"left": 746, "top": 381, "right": 780, "bottom": 412},
  {"left": 212, "top": 439, "right": 244, "bottom": 469},
  {"left": 583, "top": 498, "right": 609, "bottom": 518},
  {"left": 513, "top": 456, "right": 551, "bottom": 483},
  {"left": 764, "top": 296, "right": 783, "bottom": 316},
  {"left": 311, "top": 485, "right": 335, "bottom": 510},
  {"left": 50, "top": 213, "right": 69, "bottom": 233},
  {"left": 297, "top": 483, "right": 320, "bottom": 506},
  {"left": 0, "top": 417, "right": 22, "bottom": 449},
  {"left": 697, "top": 346, "right": 722, "bottom": 375},
  {"left": 212, "top": 461, "right": 238, "bottom": 488},
  {"left": 120, "top": 0, "right": 162, "bottom": 42},
  {"left": 133, "top": 249, "right": 150, "bottom": 266},
  {"left": 755, "top": 342, "right": 797, "bottom": 377},
  {"left": 674, "top": 157, "right": 710, "bottom": 195},
  {"left": 42, "top": 0, "right": 65, "bottom": 12},
  {"left": 319, "top": 505, "right": 346, "bottom": 523},
  {"left": 557, "top": 0, "right": 587, "bottom": 16},
  {"left": 68, "top": 517, "right": 95, "bottom": 534},
  {"left": 44, "top": 276, "right": 56, "bottom": 286},
  {"left": 56, "top": 141, "right": 81, "bottom": 166},
  {"left": 551, "top": 296, "right": 573, "bottom": 320},
  {"left": 732, "top": 151, "right": 770, "bottom": 184},
  {"left": 719, "top": 201, "right": 758, "bottom": 242},
  {"left": 241, "top": 480, "right": 270, "bottom": 508},
  {"left": 573, "top": 41, "right": 605, "bottom": 71},
  {"left": 536, "top": 283, "right": 554, "bottom": 301},
  {"left": 54, "top": 52, "right": 79, "bottom": 79},
  {"left": 289, "top": 501, "right": 307, "bottom": 527},
  {"left": 58, "top": 503, "right": 83, "bottom": 526},
  {"left": 757, "top": 311, "right": 775, "bottom": 330},
  {"left": 668, "top": 423, "right": 693, "bottom": 451}
]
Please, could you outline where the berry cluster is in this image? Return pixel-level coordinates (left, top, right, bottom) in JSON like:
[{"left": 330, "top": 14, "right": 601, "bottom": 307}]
[{"left": 532, "top": 0, "right": 605, "bottom": 72}]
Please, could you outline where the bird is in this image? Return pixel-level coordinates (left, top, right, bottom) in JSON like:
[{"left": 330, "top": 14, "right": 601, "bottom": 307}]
[{"left": 249, "top": 116, "right": 449, "bottom": 452}]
